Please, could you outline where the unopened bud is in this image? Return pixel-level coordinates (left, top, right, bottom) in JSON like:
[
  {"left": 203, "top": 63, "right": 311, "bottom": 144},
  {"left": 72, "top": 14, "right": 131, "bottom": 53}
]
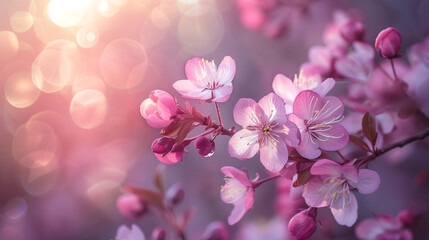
[
  {"left": 375, "top": 27, "right": 402, "bottom": 59},
  {"left": 152, "top": 137, "right": 175, "bottom": 155},
  {"left": 341, "top": 20, "right": 365, "bottom": 42},
  {"left": 116, "top": 194, "right": 146, "bottom": 219},
  {"left": 202, "top": 221, "right": 229, "bottom": 240},
  {"left": 165, "top": 183, "right": 185, "bottom": 206},
  {"left": 398, "top": 210, "right": 414, "bottom": 226},
  {"left": 288, "top": 208, "right": 318, "bottom": 240},
  {"left": 194, "top": 136, "right": 216, "bottom": 157},
  {"left": 151, "top": 227, "right": 166, "bottom": 240}
]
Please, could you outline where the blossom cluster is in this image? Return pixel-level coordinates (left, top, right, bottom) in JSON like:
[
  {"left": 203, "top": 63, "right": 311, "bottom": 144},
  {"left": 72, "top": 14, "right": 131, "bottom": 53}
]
[{"left": 115, "top": 9, "right": 429, "bottom": 240}]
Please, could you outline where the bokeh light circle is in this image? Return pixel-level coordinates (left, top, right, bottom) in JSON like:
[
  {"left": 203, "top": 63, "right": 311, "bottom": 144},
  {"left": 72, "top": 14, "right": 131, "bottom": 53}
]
[
  {"left": 31, "top": 49, "right": 74, "bottom": 93},
  {"left": 10, "top": 11, "right": 34, "bottom": 33},
  {"left": 5, "top": 198, "right": 28, "bottom": 220},
  {"left": 69, "top": 89, "right": 108, "bottom": 129},
  {"left": 72, "top": 75, "right": 106, "bottom": 94},
  {"left": 48, "top": 0, "right": 91, "bottom": 28},
  {"left": 5, "top": 71, "right": 40, "bottom": 108},
  {"left": 99, "top": 39, "right": 148, "bottom": 89},
  {"left": 178, "top": 8, "right": 224, "bottom": 55},
  {"left": 0, "top": 31, "right": 19, "bottom": 62},
  {"left": 76, "top": 26, "right": 99, "bottom": 48}
]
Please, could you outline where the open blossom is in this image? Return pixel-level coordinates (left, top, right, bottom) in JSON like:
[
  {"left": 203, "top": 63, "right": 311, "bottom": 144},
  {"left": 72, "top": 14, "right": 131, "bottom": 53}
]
[
  {"left": 273, "top": 72, "right": 335, "bottom": 114},
  {"left": 173, "top": 56, "right": 236, "bottom": 102},
  {"left": 116, "top": 224, "right": 145, "bottom": 240},
  {"left": 140, "top": 90, "right": 177, "bottom": 128},
  {"left": 355, "top": 212, "right": 413, "bottom": 240},
  {"left": 220, "top": 166, "right": 257, "bottom": 225},
  {"left": 289, "top": 90, "right": 349, "bottom": 159},
  {"left": 335, "top": 42, "right": 374, "bottom": 82},
  {"left": 302, "top": 159, "right": 380, "bottom": 227},
  {"left": 228, "top": 93, "right": 300, "bottom": 172}
]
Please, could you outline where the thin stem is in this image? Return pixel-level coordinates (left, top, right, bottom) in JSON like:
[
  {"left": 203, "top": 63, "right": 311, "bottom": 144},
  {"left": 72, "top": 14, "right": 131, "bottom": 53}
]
[
  {"left": 214, "top": 102, "right": 223, "bottom": 126},
  {"left": 357, "top": 128, "right": 429, "bottom": 167},
  {"left": 252, "top": 174, "right": 281, "bottom": 188},
  {"left": 186, "top": 129, "right": 215, "bottom": 142},
  {"left": 390, "top": 58, "right": 399, "bottom": 81}
]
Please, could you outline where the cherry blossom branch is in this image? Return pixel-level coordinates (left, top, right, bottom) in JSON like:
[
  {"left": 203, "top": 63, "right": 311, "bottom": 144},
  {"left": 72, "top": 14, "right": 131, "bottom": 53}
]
[
  {"left": 214, "top": 102, "right": 223, "bottom": 127},
  {"left": 252, "top": 174, "right": 281, "bottom": 188},
  {"left": 357, "top": 128, "right": 429, "bottom": 167}
]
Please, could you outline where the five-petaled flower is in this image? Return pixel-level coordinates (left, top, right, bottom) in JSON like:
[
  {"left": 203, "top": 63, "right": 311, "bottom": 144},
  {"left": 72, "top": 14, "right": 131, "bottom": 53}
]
[
  {"left": 220, "top": 166, "right": 257, "bottom": 225},
  {"left": 302, "top": 159, "right": 380, "bottom": 227},
  {"left": 289, "top": 90, "right": 349, "bottom": 159},
  {"left": 173, "top": 56, "right": 236, "bottom": 102},
  {"left": 228, "top": 92, "right": 300, "bottom": 172}
]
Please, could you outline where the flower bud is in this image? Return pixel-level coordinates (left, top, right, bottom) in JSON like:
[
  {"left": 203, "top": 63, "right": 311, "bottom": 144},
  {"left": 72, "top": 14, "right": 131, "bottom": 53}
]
[
  {"left": 140, "top": 90, "right": 177, "bottom": 128},
  {"left": 288, "top": 208, "right": 317, "bottom": 240},
  {"left": 375, "top": 27, "right": 402, "bottom": 59},
  {"left": 194, "top": 136, "right": 216, "bottom": 157},
  {"left": 152, "top": 137, "right": 175, "bottom": 155},
  {"left": 165, "top": 184, "right": 185, "bottom": 206},
  {"left": 116, "top": 194, "right": 146, "bottom": 219},
  {"left": 398, "top": 210, "right": 414, "bottom": 226},
  {"left": 340, "top": 20, "right": 365, "bottom": 42},
  {"left": 202, "top": 221, "right": 229, "bottom": 240},
  {"left": 151, "top": 227, "right": 166, "bottom": 240}
]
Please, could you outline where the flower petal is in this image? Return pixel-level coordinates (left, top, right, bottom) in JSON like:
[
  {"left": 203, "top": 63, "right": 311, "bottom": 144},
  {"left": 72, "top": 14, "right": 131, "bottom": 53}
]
[
  {"left": 295, "top": 131, "right": 321, "bottom": 159},
  {"left": 312, "top": 77, "right": 335, "bottom": 97},
  {"left": 221, "top": 166, "right": 251, "bottom": 186},
  {"left": 173, "top": 80, "right": 211, "bottom": 100},
  {"left": 228, "top": 196, "right": 247, "bottom": 225},
  {"left": 216, "top": 56, "right": 236, "bottom": 86},
  {"left": 272, "top": 74, "right": 298, "bottom": 105},
  {"left": 212, "top": 84, "right": 233, "bottom": 102},
  {"left": 228, "top": 129, "right": 259, "bottom": 160},
  {"left": 316, "top": 123, "right": 349, "bottom": 151},
  {"left": 277, "top": 121, "right": 300, "bottom": 147},
  {"left": 355, "top": 219, "right": 384, "bottom": 240},
  {"left": 233, "top": 98, "right": 261, "bottom": 127},
  {"left": 259, "top": 137, "right": 289, "bottom": 172},
  {"left": 293, "top": 90, "right": 323, "bottom": 120},
  {"left": 146, "top": 115, "right": 171, "bottom": 128},
  {"left": 313, "top": 96, "right": 344, "bottom": 124},
  {"left": 185, "top": 57, "right": 214, "bottom": 86},
  {"left": 356, "top": 169, "right": 380, "bottom": 194},
  {"left": 310, "top": 159, "right": 342, "bottom": 177},
  {"left": 258, "top": 92, "right": 287, "bottom": 125},
  {"left": 341, "top": 164, "right": 359, "bottom": 184},
  {"left": 302, "top": 176, "right": 330, "bottom": 207},
  {"left": 154, "top": 152, "right": 183, "bottom": 164},
  {"left": 331, "top": 193, "right": 358, "bottom": 227}
]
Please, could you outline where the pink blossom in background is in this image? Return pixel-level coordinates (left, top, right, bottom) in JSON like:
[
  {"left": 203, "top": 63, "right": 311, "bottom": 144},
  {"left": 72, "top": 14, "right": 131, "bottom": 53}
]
[
  {"left": 116, "top": 225, "right": 145, "bottom": 240},
  {"left": 302, "top": 159, "right": 380, "bottom": 226},
  {"left": 228, "top": 93, "right": 300, "bottom": 172},
  {"left": 289, "top": 90, "right": 349, "bottom": 159},
  {"left": 272, "top": 72, "right": 335, "bottom": 114},
  {"left": 173, "top": 56, "right": 236, "bottom": 103},
  {"left": 220, "top": 166, "right": 257, "bottom": 225},
  {"left": 236, "top": 217, "right": 289, "bottom": 240},
  {"left": 355, "top": 211, "right": 413, "bottom": 240},
  {"left": 375, "top": 27, "right": 402, "bottom": 59},
  {"left": 116, "top": 194, "right": 146, "bottom": 220},
  {"left": 140, "top": 90, "right": 177, "bottom": 128},
  {"left": 335, "top": 42, "right": 374, "bottom": 82}
]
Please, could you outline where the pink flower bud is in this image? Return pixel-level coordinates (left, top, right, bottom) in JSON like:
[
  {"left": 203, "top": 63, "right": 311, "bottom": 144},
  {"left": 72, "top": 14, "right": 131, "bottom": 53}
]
[
  {"left": 140, "top": 90, "right": 177, "bottom": 128},
  {"left": 202, "top": 221, "right": 229, "bottom": 240},
  {"left": 116, "top": 194, "right": 146, "bottom": 219},
  {"left": 288, "top": 208, "right": 318, "bottom": 240},
  {"left": 340, "top": 20, "right": 365, "bottom": 42},
  {"left": 398, "top": 210, "right": 414, "bottom": 226},
  {"left": 165, "top": 184, "right": 185, "bottom": 206},
  {"left": 194, "top": 136, "right": 216, "bottom": 157},
  {"left": 151, "top": 227, "right": 166, "bottom": 240},
  {"left": 375, "top": 27, "right": 402, "bottom": 59},
  {"left": 152, "top": 137, "right": 175, "bottom": 155}
]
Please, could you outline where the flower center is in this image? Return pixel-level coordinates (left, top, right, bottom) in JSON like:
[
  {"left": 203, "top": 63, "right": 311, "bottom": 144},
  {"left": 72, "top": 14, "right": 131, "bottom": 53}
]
[{"left": 263, "top": 125, "right": 271, "bottom": 135}]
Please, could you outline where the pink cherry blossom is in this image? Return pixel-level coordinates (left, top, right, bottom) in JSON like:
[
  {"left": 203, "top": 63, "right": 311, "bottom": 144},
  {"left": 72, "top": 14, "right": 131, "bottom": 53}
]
[
  {"left": 375, "top": 27, "right": 402, "bottom": 59},
  {"left": 151, "top": 137, "right": 190, "bottom": 164},
  {"left": 173, "top": 56, "right": 236, "bottom": 103},
  {"left": 220, "top": 166, "right": 257, "bottom": 225},
  {"left": 140, "top": 90, "right": 177, "bottom": 128},
  {"left": 236, "top": 217, "right": 289, "bottom": 240},
  {"left": 289, "top": 90, "right": 349, "bottom": 159},
  {"left": 116, "top": 194, "right": 146, "bottom": 219},
  {"left": 228, "top": 93, "right": 300, "bottom": 172},
  {"left": 302, "top": 159, "right": 380, "bottom": 227},
  {"left": 288, "top": 207, "right": 318, "bottom": 240},
  {"left": 116, "top": 224, "right": 145, "bottom": 240},
  {"left": 355, "top": 212, "right": 413, "bottom": 240},
  {"left": 335, "top": 42, "right": 374, "bottom": 82},
  {"left": 273, "top": 72, "right": 335, "bottom": 114}
]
